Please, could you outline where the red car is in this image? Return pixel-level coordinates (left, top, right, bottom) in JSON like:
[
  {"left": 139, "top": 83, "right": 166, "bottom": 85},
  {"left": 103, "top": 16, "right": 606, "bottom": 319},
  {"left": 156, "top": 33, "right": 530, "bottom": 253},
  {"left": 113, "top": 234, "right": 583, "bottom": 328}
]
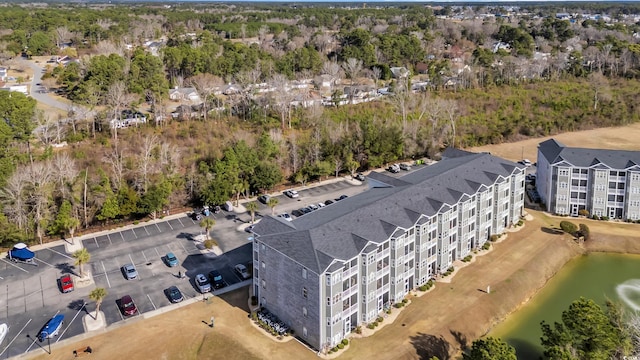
[
  {"left": 59, "top": 274, "right": 74, "bottom": 293},
  {"left": 120, "top": 295, "right": 137, "bottom": 316}
]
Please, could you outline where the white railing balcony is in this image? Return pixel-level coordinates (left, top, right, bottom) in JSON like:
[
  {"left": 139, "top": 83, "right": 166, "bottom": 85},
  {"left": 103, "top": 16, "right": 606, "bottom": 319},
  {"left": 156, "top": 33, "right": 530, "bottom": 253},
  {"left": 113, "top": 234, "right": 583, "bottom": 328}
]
[{"left": 343, "top": 303, "right": 358, "bottom": 317}]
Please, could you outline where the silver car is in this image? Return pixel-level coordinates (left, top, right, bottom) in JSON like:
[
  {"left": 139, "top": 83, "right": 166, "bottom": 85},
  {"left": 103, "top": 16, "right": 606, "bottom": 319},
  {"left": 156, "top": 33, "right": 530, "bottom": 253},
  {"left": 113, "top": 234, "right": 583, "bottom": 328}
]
[
  {"left": 122, "top": 263, "right": 138, "bottom": 280},
  {"left": 195, "top": 273, "right": 211, "bottom": 293}
]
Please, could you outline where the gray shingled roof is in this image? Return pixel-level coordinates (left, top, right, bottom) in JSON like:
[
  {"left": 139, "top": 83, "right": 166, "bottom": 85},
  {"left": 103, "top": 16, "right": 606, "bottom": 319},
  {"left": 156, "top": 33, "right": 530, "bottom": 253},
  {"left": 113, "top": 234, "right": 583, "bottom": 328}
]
[
  {"left": 255, "top": 151, "right": 522, "bottom": 273},
  {"left": 538, "top": 138, "right": 640, "bottom": 168}
]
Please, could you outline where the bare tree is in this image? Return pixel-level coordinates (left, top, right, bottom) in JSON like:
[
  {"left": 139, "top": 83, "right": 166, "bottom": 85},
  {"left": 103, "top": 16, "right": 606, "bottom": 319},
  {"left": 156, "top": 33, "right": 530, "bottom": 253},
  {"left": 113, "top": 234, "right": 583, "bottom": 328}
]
[
  {"left": 51, "top": 153, "right": 78, "bottom": 200},
  {"left": 137, "top": 135, "right": 159, "bottom": 193},
  {"left": 269, "top": 74, "right": 295, "bottom": 130},
  {"left": 333, "top": 156, "right": 343, "bottom": 178},
  {"left": 54, "top": 26, "right": 72, "bottom": 48},
  {"left": 26, "top": 162, "right": 54, "bottom": 244},
  {"left": 0, "top": 170, "right": 30, "bottom": 233},
  {"left": 188, "top": 73, "right": 224, "bottom": 122},
  {"left": 106, "top": 81, "right": 127, "bottom": 141},
  {"left": 104, "top": 142, "right": 126, "bottom": 191},
  {"left": 442, "top": 99, "right": 460, "bottom": 148},
  {"left": 588, "top": 72, "right": 611, "bottom": 110},
  {"left": 342, "top": 58, "right": 363, "bottom": 86}
]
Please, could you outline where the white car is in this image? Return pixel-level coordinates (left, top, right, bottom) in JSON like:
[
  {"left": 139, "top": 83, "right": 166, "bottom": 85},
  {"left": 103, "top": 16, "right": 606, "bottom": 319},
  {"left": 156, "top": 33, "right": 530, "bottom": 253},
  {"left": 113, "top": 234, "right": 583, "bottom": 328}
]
[
  {"left": 195, "top": 273, "right": 211, "bottom": 293},
  {"left": 235, "top": 264, "right": 251, "bottom": 280},
  {"left": 317, "top": 202, "right": 326, "bottom": 208},
  {"left": 284, "top": 189, "right": 299, "bottom": 198},
  {"left": 278, "top": 213, "right": 293, "bottom": 221}
]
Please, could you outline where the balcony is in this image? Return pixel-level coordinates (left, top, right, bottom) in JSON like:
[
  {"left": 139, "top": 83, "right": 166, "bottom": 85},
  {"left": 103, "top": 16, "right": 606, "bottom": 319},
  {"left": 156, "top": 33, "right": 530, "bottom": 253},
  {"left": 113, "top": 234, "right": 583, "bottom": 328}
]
[{"left": 342, "top": 303, "right": 358, "bottom": 317}]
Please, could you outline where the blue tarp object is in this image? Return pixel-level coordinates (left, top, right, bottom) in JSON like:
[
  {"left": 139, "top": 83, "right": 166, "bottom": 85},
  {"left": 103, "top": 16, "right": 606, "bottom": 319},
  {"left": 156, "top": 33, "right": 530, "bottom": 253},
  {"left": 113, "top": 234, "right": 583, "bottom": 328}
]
[
  {"left": 9, "top": 247, "right": 34, "bottom": 260},
  {"left": 38, "top": 314, "right": 64, "bottom": 342}
]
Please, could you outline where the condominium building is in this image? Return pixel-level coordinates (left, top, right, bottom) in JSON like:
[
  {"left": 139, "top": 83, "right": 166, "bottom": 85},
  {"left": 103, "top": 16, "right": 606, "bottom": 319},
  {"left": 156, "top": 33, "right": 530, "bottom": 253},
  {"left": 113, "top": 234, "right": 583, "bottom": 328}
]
[
  {"left": 537, "top": 139, "right": 640, "bottom": 219},
  {"left": 251, "top": 149, "right": 525, "bottom": 351}
]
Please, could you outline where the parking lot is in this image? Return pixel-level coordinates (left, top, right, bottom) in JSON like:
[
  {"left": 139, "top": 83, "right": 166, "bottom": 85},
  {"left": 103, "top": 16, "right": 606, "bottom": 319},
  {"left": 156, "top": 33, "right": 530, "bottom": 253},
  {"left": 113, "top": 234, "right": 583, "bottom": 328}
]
[{"left": 0, "top": 177, "right": 369, "bottom": 358}]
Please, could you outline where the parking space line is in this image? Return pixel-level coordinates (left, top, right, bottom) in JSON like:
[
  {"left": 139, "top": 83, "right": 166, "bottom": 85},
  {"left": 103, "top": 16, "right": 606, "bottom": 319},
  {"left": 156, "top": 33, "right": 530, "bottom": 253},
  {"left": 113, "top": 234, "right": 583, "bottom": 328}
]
[
  {"left": 0, "top": 258, "right": 29, "bottom": 273},
  {"left": 120, "top": 231, "right": 125, "bottom": 242},
  {"left": 93, "top": 237, "right": 99, "bottom": 248},
  {"left": 144, "top": 226, "right": 150, "bottom": 235},
  {"left": 178, "top": 242, "right": 189, "bottom": 254},
  {"left": 155, "top": 223, "right": 162, "bottom": 232},
  {"left": 0, "top": 319, "right": 32, "bottom": 356},
  {"left": 107, "top": 233, "right": 113, "bottom": 245},
  {"left": 155, "top": 248, "right": 160, "bottom": 258},
  {"left": 141, "top": 250, "right": 148, "bottom": 263},
  {"left": 147, "top": 294, "right": 157, "bottom": 310},
  {"left": 45, "top": 247, "right": 73, "bottom": 260},
  {"left": 131, "top": 229, "right": 137, "bottom": 239},
  {"left": 116, "top": 304, "right": 124, "bottom": 321},
  {"left": 25, "top": 310, "right": 58, "bottom": 352},
  {"left": 167, "top": 221, "right": 173, "bottom": 230},
  {"left": 101, "top": 261, "right": 111, "bottom": 288},
  {"left": 177, "top": 218, "right": 185, "bottom": 227},
  {"left": 34, "top": 257, "right": 55, "bottom": 268},
  {"left": 57, "top": 302, "right": 85, "bottom": 343}
]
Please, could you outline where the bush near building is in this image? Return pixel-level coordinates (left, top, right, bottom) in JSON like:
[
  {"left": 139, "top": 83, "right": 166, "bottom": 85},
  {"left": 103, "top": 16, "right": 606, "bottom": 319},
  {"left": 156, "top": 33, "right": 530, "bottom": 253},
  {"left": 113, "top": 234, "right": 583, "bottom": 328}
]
[{"left": 559, "top": 221, "right": 578, "bottom": 235}]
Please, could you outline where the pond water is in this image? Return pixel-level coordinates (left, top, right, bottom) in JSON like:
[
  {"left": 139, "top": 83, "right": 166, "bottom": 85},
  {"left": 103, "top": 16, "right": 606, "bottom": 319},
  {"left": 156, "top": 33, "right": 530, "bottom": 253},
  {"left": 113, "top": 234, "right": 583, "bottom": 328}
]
[{"left": 489, "top": 252, "right": 640, "bottom": 359}]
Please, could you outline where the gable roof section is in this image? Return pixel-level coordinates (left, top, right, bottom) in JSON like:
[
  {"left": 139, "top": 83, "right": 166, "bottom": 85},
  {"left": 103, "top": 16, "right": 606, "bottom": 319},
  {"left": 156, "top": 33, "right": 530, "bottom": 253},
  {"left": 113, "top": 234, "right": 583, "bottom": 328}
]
[
  {"left": 257, "top": 150, "right": 521, "bottom": 273},
  {"left": 540, "top": 138, "right": 640, "bottom": 169}
]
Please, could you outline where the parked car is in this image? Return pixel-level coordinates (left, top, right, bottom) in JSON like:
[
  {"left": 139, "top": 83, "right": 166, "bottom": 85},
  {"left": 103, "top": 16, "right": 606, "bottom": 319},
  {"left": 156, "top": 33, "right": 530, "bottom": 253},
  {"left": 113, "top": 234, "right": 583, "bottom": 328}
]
[
  {"left": 258, "top": 195, "right": 271, "bottom": 204},
  {"left": 119, "top": 295, "right": 137, "bottom": 316},
  {"left": 208, "top": 270, "right": 225, "bottom": 289},
  {"left": 235, "top": 264, "right": 251, "bottom": 280},
  {"left": 284, "top": 189, "right": 299, "bottom": 198},
  {"left": 338, "top": 194, "right": 349, "bottom": 200},
  {"left": 308, "top": 204, "right": 318, "bottom": 211},
  {"left": 195, "top": 273, "right": 211, "bottom": 293},
  {"left": 317, "top": 202, "right": 326, "bottom": 208},
  {"left": 122, "top": 264, "right": 138, "bottom": 280},
  {"left": 278, "top": 213, "right": 293, "bottom": 221},
  {"left": 166, "top": 286, "right": 184, "bottom": 303},
  {"left": 59, "top": 274, "right": 74, "bottom": 293},
  {"left": 300, "top": 207, "right": 312, "bottom": 214},
  {"left": 387, "top": 165, "right": 400, "bottom": 173},
  {"left": 291, "top": 209, "right": 304, "bottom": 217},
  {"left": 324, "top": 199, "right": 334, "bottom": 206},
  {"left": 399, "top": 163, "right": 412, "bottom": 171},
  {"left": 354, "top": 173, "right": 365, "bottom": 181},
  {"left": 164, "top": 252, "right": 179, "bottom": 267}
]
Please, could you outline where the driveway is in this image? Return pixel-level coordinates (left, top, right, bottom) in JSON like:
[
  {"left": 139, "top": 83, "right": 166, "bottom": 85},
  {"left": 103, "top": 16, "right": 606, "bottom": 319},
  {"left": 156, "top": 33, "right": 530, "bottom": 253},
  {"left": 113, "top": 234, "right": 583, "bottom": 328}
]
[{"left": 23, "top": 60, "right": 72, "bottom": 112}]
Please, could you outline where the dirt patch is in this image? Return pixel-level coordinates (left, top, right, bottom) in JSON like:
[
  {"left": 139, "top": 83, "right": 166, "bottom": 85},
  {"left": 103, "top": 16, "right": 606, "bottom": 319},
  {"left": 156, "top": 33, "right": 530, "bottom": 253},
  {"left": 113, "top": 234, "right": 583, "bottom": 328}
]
[{"left": 467, "top": 123, "right": 640, "bottom": 162}]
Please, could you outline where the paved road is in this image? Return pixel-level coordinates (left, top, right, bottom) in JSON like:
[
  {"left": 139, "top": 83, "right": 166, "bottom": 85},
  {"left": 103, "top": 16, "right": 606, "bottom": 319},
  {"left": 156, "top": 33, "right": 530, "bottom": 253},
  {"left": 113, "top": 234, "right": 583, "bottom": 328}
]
[
  {"left": 24, "top": 60, "right": 72, "bottom": 112},
  {"left": 0, "top": 177, "right": 369, "bottom": 359}
]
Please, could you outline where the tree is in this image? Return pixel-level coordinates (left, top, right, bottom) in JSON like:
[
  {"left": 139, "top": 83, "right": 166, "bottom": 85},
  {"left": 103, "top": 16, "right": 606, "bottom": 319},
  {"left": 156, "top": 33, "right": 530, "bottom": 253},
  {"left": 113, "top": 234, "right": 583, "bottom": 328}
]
[
  {"left": 540, "top": 297, "right": 630, "bottom": 360},
  {"left": 187, "top": 73, "right": 223, "bottom": 122},
  {"left": 52, "top": 200, "right": 80, "bottom": 243},
  {"left": 138, "top": 179, "right": 172, "bottom": 219},
  {"left": 89, "top": 287, "right": 107, "bottom": 320},
  {"left": 73, "top": 248, "right": 91, "bottom": 278},
  {"left": 267, "top": 197, "right": 279, "bottom": 215},
  {"left": 245, "top": 201, "right": 259, "bottom": 224},
  {"left": 559, "top": 221, "right": 577, "bottom": 236},
  {"left": 199, "top": 218, "right": 215, "bottom": 240},
  {"left": 463, "top": 337, "right": 517, "bottom": 360}
]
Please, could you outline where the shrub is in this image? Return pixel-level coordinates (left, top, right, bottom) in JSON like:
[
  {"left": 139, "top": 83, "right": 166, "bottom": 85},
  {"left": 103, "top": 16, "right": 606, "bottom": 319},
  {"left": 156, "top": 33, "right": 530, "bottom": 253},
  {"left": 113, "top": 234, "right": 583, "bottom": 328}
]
[
  {"left": 517, "top": 219, "right": 524, "bottom": 226},
  {"left": 133, "top": 220, "right": 140, "bottom": 225},
  {"left": 367, "top": 323, "right": 375, "bottom": 329},
  {"left": 559, "top": 220, "right": 578, "bottom": 235},
  {"left": 337, "top": 343, "right": 345, "bottom": 349},
  {"left": 601, "top": 216, "right": 609, "bottom": 221},
  {"left": 332, "top": 347, "right": 339, "bottom": 352},
  {"left": 342, "top": 339, "right": 349, "bottom": 346},
  {"left": 203, "top": 239, "right": 218, "bottom": 249},
  {"left": 251, "top": 312, "right": 258, "bottom": 321},
  {"left": 462, "top": 255, "right": 472, "bottom": 262},
  {"left": 394, "top": 302, "right": 404, "bottom": 308},
  {"left": 377, "top": 316, "right": 384, "bottom": 322},
  {"left": 402, "top": 298, "right": 409, "bottom": 304},
  {"left": 386, "top": 309, "right": 392, "bottom": 314},
  {"left": 419, "top": 285, "right": 428, "bottom": 291},
  {"left": 578, "top": 209, "right": 590, "bottom": 217},
  {"left": 592, "top": 214, "right": 600, "bottom": 220},
  {"left": 578, "top": 223, "right": 590, "bottom": 241},
  {"left": 355, "top": 326, "right": 362, "bottom": 334},
  {"left": 490, "top": 234, "right": 499, "bottom": 242},
  {"left": 482, "top": 242, "right": 491, "bottom": 250}
]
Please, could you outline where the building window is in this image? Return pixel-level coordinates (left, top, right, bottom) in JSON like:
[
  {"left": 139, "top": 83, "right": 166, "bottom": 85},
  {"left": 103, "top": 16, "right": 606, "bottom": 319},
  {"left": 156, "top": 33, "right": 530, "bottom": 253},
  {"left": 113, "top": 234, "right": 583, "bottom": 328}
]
[
  {"left": 302, "top": 287, "right": 308, "bottom": 298},
  {"left": 327, "top": 297, "right": 331, "bottom": 306},
  {"left": 261, "top": 280, "right": 266, "bottom": 289},
  {"left": 261, "top": 261, "right": 265, "bottom": 269},
  {"left": 560, "top": 182, "right": 568, "bottom": 189},
  {"left": 302, "top": 268, "right": 307, "bottom": 279},
  {"left": 559, "top": 169, "right": 569, "bottom": 176},
  {"left": 303, "top": 307, "right": 307, "bottom": 317}
]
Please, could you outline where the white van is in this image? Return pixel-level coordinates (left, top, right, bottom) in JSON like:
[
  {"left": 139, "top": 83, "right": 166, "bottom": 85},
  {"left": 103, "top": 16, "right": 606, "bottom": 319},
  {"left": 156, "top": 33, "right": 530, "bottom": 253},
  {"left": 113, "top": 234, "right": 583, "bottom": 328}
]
[{"left": 223, "top": 201, "right": 233, "bottom": 212}]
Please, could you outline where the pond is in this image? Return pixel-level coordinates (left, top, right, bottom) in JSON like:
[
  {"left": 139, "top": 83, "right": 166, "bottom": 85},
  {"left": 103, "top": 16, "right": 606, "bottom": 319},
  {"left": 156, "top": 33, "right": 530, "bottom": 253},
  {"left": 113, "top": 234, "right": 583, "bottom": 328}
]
[{"left": 489, "top": 252, "right": 640, "bottom": 359}]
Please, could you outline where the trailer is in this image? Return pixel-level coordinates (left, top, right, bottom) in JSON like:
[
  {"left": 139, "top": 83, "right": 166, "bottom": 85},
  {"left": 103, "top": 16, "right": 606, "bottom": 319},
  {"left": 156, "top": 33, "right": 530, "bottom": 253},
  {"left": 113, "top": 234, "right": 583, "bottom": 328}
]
[
  {"left": 7, "top": 243, "right": 37, "bottom": 266},
  {"left": 38, "top": 314, "right": 64, "bottom": 342}
]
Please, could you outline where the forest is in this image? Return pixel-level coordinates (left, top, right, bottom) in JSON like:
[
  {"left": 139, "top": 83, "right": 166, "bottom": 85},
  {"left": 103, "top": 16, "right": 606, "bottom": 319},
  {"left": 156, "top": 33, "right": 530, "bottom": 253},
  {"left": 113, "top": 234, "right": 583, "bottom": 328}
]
[{"left": 1, "top": 2, "right": 640, "bottom": 246}]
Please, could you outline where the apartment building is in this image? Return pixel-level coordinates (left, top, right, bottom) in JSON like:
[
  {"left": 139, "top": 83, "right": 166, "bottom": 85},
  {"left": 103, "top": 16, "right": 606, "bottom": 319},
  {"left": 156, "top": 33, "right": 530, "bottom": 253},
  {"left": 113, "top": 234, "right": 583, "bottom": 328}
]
[
  {"left": 537, "top": 139, "right": 640, "bottom": 219},
  {"left": 251, "top": 149, "right": 525, "bottom": 351}
]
